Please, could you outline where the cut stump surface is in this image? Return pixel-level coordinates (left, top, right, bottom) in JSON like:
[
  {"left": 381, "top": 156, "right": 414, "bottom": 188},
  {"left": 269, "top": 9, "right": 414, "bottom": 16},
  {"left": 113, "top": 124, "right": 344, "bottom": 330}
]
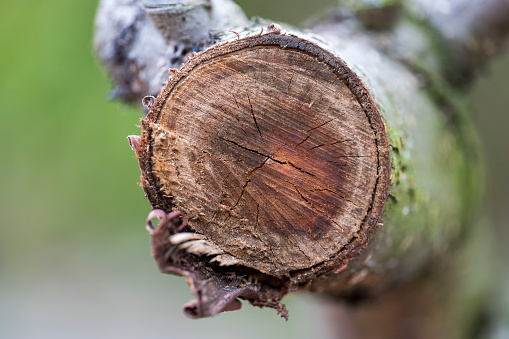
[{"left": 135, "top": 33, "right": 390, "bottom": 278}]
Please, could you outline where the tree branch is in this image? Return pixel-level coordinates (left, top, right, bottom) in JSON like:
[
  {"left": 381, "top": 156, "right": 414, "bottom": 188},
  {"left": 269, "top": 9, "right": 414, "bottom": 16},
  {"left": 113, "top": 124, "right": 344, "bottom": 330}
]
[
  {"left": 94, "top": 0, "right": 500, "bottom": 336},
  {"left": 409, "top": 0, "right": 509, "bottom": 83}
]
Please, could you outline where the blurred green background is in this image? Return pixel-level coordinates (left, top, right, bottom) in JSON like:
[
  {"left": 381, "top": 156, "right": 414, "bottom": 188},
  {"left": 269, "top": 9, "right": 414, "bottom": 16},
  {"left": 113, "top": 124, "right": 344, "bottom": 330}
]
[{"left": 0, "top": 0, "right": 507, "bottom": 338}]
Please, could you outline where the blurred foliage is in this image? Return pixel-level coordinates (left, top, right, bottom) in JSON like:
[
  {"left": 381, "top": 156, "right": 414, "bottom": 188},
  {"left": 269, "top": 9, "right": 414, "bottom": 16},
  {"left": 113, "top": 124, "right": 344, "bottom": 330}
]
[
  {"left": 0, "top": 0, "right": 507, "bottom": 337},
  {"left": 0, "top": 0, "right": 147, "bottom": 269}
]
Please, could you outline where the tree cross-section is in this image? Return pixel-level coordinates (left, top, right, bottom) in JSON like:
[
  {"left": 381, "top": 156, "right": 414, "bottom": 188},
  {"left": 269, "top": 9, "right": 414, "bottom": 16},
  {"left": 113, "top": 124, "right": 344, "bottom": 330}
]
[{"left": 135, "top": 34, "right": 390, "bottom": 279}]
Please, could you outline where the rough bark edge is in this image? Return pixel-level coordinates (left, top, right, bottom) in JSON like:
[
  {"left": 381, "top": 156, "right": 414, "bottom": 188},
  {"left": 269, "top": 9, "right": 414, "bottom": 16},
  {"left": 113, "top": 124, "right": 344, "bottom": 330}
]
[
  {"left": 138, "top": 32, "right": 391, "bottom": 285},
  {"left": 143, "top": 209, "right": 291, "bottom": 319}
]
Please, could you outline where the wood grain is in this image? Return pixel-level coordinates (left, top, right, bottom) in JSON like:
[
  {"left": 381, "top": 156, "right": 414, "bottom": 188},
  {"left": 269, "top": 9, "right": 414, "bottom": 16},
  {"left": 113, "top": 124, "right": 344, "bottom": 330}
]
[{"left": 137, "top": 34, "right": 390, "bottom": 278}]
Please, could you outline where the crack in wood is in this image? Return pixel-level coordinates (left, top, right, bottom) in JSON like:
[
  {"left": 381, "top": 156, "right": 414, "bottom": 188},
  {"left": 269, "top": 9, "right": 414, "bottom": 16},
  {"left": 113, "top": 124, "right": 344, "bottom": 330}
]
[
  {"left": 308, "top": 143, "right": 326, "bottom": 151},
  {"left": 247, "top": 157, "right": 270, "bottom": 177},
  {"left": 290, "top": 183, "right": 330, "bottom": 220},
  {"left": 232, "top": 178, "right": 250, "bottom": 208},
  {"left": 232, "top": 93, "right": 240, "bottom": 109},
  {"left": 232, "top": 157, "right": 269, "bottom": 209},
  {"left": 219, "top": 137, "right": 284, "bottom": 164},
  {"left": 330, "top": 219, "right": 345, "bottom": 232},
  {"left": 295, "top": 135, "right": 311, "bottom": 147},
  {"left": 220, "top": 137, "right": 316, "bottom": 177},
  {"left": 285, "top": 161, "right": 315, "bottom": 177},
  {"left": 204, "top": 109, "right": 221, "bottom": 121},
  {"left": 247, "top": 93, "right": 262, "bottom": 137},
  {"left": 307, "top": 118, "right": 334, "bottom": 132},
  {"left": 218, "top": 104, "right": 241, "bottom": 123}
]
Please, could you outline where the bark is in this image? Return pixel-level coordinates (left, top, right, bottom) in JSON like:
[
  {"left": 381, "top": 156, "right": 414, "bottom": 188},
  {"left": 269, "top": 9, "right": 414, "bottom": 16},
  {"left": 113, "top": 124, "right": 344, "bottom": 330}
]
[
  {"left": 94, "top": 0, "right": 507, "bottom": 336},
  {"left": 409, "top": 0, "right": 509, "bottom": 85},
  {"left": 94, "top": 0, "right": 248, "bottom": 105}
]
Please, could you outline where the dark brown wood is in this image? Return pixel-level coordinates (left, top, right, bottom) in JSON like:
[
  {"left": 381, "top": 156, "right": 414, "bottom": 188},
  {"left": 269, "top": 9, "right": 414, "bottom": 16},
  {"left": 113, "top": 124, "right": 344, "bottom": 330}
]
[{"left": 134, "top": 32, "right": 390, "bottom": 279}]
